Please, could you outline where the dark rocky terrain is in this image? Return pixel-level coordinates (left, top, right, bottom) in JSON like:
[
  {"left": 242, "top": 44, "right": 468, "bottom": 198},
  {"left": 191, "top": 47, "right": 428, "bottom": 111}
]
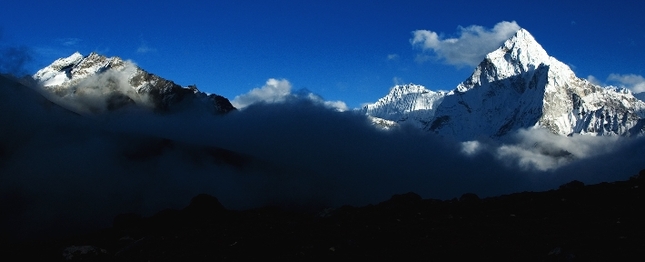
[{"left": 4, "top": 170, "right": 645, "bottom": 261}]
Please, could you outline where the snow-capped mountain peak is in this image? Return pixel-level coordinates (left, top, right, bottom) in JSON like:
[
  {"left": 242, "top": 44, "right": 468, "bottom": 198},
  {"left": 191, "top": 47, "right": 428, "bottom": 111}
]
[
  {"left": 457, "top": 28, "right": 551, "bottom": 93},
  {"left": 32, "top": 52, "right": 235, "bottom": 115},
  {"left": 494, "top": 28, "right": 550, "bottom": 68},
  {"left": 431, "top": 27, "right": 645, "bottom": 139},
  {"left": 33, "top": 52, "right": 132, "bottom": 89},
  {"left": 362, "top": 28, "right": 645, "bottom": 139},
  {"left": 47, "top": 52, "right": 84, "bottom": 71},
  {"left": 33, "top": 52, "right": 84, "bottom": 87}
]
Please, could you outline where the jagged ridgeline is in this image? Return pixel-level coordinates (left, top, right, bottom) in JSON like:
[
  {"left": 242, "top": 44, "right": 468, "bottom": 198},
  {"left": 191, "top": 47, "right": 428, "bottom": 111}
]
[
  {"left": 32, "top": 52, "right": 235, "bottom": 114},
  {"left": 362, "top": 29, "right": 645, "bottom": 140}
]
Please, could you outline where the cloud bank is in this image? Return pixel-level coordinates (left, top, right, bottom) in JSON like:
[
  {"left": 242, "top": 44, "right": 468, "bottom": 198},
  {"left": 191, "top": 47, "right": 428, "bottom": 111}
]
[
  {"left": 1, "top": 75, "right": 644, "bottom": 243},
  {"left": 411, "top": 21, "right": 521, "bottom": 67},
  {"left": 493, "top": 129, "right": 626, "bottom": 171}
]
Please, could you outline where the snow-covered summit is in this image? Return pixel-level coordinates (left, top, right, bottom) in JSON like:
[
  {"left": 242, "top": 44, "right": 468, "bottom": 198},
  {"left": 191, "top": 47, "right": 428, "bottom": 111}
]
[
  {"left": 33, "top": 52, "right": 235, "bottom": 114},
  {"left": 457, "top": 28, "right": 552, "bottom": 92},
  {"left": 42, "top": 52, "right": 84, "bottom": 72},
  {"left": 363, "top": 28, "right": 645, "bottom": 139},
  {"left": 432, "top": 28, "right": 645, "bottom": 139},
  {"left": 34, "top": 52, "right": 125, "bottom": 86}
]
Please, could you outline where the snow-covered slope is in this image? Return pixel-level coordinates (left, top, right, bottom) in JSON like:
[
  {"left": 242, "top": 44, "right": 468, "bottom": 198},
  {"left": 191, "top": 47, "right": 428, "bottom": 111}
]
[
  {"left": 33, "top": 52, "right": 235, "bottom": 114},
  {"left": 363, "top": 28, "right": 645, "bottom": 140},
  {"left": 359, "top": 84, "right": 447, "bottom": 128}
]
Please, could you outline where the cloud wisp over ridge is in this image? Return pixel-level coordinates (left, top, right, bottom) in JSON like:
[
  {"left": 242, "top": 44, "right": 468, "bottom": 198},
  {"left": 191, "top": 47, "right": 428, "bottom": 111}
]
[
  {"left": 232, "top": 78, "right": 348, "bottom": 111},
  {"left": 411, "top": 21, "right": 521, "bottom": 67},
  {"left": 231, "top": 78, "right": 292, "bottom": 108}
]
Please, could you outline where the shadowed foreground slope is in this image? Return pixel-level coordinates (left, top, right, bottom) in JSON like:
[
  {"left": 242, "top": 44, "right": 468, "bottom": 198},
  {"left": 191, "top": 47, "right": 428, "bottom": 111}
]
[{"left": 6, "top": 170, "right": 645, "bottom": 261}]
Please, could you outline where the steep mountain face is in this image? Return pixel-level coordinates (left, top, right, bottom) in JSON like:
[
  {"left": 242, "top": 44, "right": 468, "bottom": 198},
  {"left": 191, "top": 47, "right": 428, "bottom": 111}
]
[
  {"left": 363, "top": 29, "right": 645, "bottom": 140},
  {"left": 359, "top": 84, "right": 447, "bottom": 128},
  {"left": 33, "top": 52, "right": 235, "bottom": 114}
]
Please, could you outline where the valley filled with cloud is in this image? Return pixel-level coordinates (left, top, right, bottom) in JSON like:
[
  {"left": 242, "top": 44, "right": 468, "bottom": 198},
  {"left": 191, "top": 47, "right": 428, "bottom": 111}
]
[{"left": 2, "top": 73, "right": 644, "bottom": 241}]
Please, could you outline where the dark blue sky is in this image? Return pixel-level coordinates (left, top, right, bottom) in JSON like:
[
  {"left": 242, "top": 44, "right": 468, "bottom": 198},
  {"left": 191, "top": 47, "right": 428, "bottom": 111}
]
[{"left": 2, "top": 0, "right": 644, "bottom": 108}]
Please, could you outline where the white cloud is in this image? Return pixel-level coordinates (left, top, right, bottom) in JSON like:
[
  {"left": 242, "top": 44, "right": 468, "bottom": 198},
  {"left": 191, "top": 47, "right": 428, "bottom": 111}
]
[
  {"left": 460, "top": 140, "right": 483, "bottom": 156},
  {"left": 231, "top": 78, "right": 348, "bottom": 111},
  {"left": 232, "top": 78, "right": 292, "bottom": 109},
  {"left": 411, "top": 21, "right": 521, "bottom": 67},
  {"left": 387, "top": 54, "right": 399, "bottom": 61},
  {"left": 607, "top": 73, "right": 645, "bottom": 93}
]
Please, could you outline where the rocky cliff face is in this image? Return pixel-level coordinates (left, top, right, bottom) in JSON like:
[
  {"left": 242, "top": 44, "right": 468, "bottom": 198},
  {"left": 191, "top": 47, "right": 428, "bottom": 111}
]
[{"left": 33, "top": 52, "right": 235, "bottom": 114}]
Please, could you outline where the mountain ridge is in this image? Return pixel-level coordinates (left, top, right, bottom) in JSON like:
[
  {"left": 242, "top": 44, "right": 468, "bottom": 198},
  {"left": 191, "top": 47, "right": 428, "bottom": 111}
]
[{"left": 360, "top": 84, "right": 447, "bottom": 128}]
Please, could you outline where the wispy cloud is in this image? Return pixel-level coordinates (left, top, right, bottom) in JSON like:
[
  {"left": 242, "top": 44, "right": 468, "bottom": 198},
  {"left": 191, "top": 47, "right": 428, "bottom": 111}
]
[
  {"left": 387, "top": 54, "right": 399, "bottom": 61},
  {"left": 410, "top": 21, "right": 521, "bottom": 67},
  {"left": 136, "top": 44, "right": 156, "bottom": 54},
  {"left": 57, "top": 38, "right": 82, "bottom": 47},
  {"left": 136, "top": 38, "right": 157, "bottom": 54},
  {"left": 305, "top": 92, "right": 348, "bottom": 112},
  {"left": 607, "top": 73, "right": 645, "bottom": 93},
  {"left": 392, "top": 77, "right": 404, "bottom": 85}
]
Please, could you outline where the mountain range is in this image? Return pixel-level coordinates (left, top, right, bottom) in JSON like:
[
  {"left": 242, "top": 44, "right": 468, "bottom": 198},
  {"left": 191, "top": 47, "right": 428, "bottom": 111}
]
[
  {"left": 362, "top": 29, "right": 645, "bottom": 140},
  {"left": 15, "top": 28, "right": 645, "bottom": 141},
  {"left": 3, "top": 27, "right": 645, "bottom": 249}
]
